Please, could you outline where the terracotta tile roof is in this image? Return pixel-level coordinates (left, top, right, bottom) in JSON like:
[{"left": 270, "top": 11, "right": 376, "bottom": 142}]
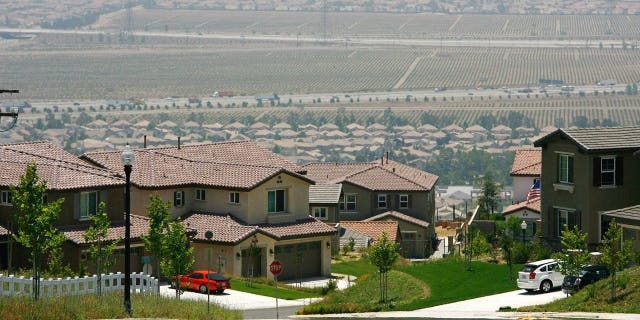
[
  {"left": 0, "top": 141, "right": 124, "bottom": 190},
  {"left": 502, "top": 198, "right": 541, "bottom": 215},
  {"left": 339, "top": 221, "right": 399, "bottom": 242},
  {"left": 364, "top": 210, "right": 430, "bottom": 228},
  {"left": 309, "top": 184, "right": 342, "bottom": 204},
  {"left": 303, "top": 159, "right": 438, "bottom": 191},
  {"left": 183, "top": 213, "right": 336, "bottom": 244},
  {"left": 81, "top": 140, "right": 310, "bottom": 190},
  {"left": 60, "top": 214, "right": 151, "bottom": 245},
  {"left": 510, "top": 148, "right": 542, "bottom": 177},
  {"left": 534, "top": 127, "right": 640, "bottom": 152},
  {"left": 0, "top": 222, "right": 9, "bottom": 236}
]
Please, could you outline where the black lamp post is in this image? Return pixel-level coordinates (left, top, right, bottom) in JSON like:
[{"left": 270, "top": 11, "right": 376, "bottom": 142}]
[
  {"left": 204, "top": 230, "right": 214, "bottom": 314},
  {"left": 520, "top": 220, "right": 527, "bottom": 244},
  {"left": 121, "top": 143, "right": 135, "bottom": 315}
]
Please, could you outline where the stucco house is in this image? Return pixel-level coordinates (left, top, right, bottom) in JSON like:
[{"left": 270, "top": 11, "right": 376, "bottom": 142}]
[
  {"left": 82, "top": 140, "right": 336, "bottom": 280},
  {"left": 534, "top": 127, "right": 640, "bottom": 249}
]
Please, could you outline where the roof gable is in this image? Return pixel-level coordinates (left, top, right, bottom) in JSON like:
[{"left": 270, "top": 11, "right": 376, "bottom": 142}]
[
  {"left": 309, "top": 184, "right": 342, "bottom": 204},
  {"left": 339, "top": 221, "right": 399, "bottom": 242},
  {"left": 534, "top": 127, "right": 640, "bottom": 152},
  {"left": 364, "top": 210, "right": 430, "bottom": 228}
]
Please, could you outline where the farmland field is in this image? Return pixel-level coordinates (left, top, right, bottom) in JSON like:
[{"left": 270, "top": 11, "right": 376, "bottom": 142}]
[
  {"left": 94, "top": 9, "right": 640, "bottom": 40},
  {"left": 3, "top": 39, "right": 640, "bottom": 100},
  {"left": 88, "top": 95, "right": 640, "bottom": 129}
]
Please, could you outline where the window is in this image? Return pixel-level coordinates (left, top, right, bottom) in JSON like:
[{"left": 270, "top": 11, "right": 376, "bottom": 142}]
[
  {"left": 399, "top": 194, "right": 409, "bottom": 208},
  {"left": 312, "top": 207, "right": 328, "bottom": 220},
  {"left": 600, "top": 157, "right": 615, "bottom": 186},
  {"left": 196, "top": 189, "right": 206, "bottom": 201},
  {"left": 0, "top": 191, "right": 11, "bottom": 205},
  {"left": 174, "top": 191, "right": 185, "bottom": 207},
  {"left": 339, "top": 194, "right": 357, "bottom": 212},
  {"left": 377, "top": 194, "right": 387, "bottom": 208},
  {"left": 267, "top": 189, "right": 285, "bottom": 213},
  {"left": 229, "top": 192, "right": 240, "bottom": 204},
  {"left": 558, "top": 154, "right": 574, "bottom": 184},
  {"left": 80, "top": 191, "right": 98, "bottom": 219},
  {"left": 556, "top": 208, "right": 578, "bottom": 237}
]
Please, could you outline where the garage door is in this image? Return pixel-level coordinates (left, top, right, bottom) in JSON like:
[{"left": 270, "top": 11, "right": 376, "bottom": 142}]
[{"left": 274, "top": 241, "right": 321, "bottom": 280}]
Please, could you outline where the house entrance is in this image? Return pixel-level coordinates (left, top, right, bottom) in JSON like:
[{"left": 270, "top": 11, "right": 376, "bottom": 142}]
[{"left": 241, "top": 247, "right": 263, "bottom": 278}]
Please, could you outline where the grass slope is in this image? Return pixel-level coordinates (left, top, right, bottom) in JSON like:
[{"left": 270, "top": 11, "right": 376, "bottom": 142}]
[
  {"left": 520, "top": 266, "right": 640, "bottom": 313},
  {"left": 229, "top": 279, "right": 320, "bottom": 300},
  {"left": 400, "top": 258, "right": 522, "bottom": 309},
  {"left": 0, "top": 292, "right": 242, "bottom": 320},
  {"left": 298, "top": 270, "right": 429, "bottom": 314},
  {"left": 331, "top": 258, "right": 378, "bottom": 277}
]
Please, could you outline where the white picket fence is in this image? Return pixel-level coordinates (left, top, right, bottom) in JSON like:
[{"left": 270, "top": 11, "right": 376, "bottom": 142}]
[{"left": 0, "top": 272, "right": 158, "bottom": 297}]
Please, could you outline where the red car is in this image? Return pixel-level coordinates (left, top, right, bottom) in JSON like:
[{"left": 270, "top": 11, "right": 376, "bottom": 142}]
[{"left": 176, "top": 270, "right": 231, "bottom": 294}]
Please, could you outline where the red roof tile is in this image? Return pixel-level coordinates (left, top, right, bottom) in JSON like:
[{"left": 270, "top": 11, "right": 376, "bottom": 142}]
[
  {"left": 502, "top": 198, "right": 541, "bottom": 215},
  {"left": 82, "top": 141, "right": 312, "bottom": 190},
  {"left": 303, "top": 159, "right": 438, "bottom": 191},
  {"left": 364, "top": 210, "right": 430, "bottom": 228},
  {"left": 510, "top": 148, "right": 542, "bottom": 177},
  {"left": 183, "top": 213, "right": 336, "bottom": 244},
  {"left": 0, "top": 141, "right": 124, "bottom": 190},
  {"left": 339, "top": 221, "right": 399, "bottom": 242},
  {"left": 60, "top": 214, "right": 151, "bottom": 245},
  {"left": 0, "top": 222, "right": 9, "bottom": 236}
]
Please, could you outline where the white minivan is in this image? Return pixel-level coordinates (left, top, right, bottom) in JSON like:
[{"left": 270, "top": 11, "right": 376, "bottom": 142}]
[{"left": 517, "top": 259, "right": 564, "bottom": 293}]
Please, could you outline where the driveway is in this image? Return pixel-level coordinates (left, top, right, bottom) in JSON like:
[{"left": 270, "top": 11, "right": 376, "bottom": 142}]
[{"left": 159, "top": 284, "right": 317, "bottom": 310}]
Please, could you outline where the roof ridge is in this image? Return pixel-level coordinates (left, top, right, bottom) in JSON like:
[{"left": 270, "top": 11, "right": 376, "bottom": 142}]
[
  {"left": 511, "top": 161, "right": 541, "bottom": 174},
  {"left": 375, "top": 164, "right": 427, "bottom": 190},
  {"left": 0, "top": 140, "right": 51, "bottom": 148}
]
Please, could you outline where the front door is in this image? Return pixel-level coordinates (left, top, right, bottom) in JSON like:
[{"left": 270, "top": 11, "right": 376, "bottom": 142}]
[{"left": 241, "top": 247, "right": 263, "bottom": 278}]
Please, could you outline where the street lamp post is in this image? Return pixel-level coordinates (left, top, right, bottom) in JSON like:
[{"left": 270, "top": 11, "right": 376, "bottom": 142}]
[
  {"left": 121, "top": 143, "right": 135, "bottom": 315},
  {"left": 204, "top": 230, "right": 214, "bottom": 314},
  {"left": 520, "top": 220, "right": 527, "bottom": 244}
]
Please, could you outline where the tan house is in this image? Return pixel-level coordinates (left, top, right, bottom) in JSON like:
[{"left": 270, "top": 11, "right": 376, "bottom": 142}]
[
  {"left": 303, "top": 157, "right": 438, "bottom": 257},
  {"left": 364, "top": 210, "right": 432, "bottom": 258},
  {"left": 82, "top": 140, "right": 336, "bottom": 280}
]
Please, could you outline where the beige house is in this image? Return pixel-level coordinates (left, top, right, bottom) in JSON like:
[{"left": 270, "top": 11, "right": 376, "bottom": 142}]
[{"left": 82, "top": 140, "right": 336, "bottom": 280}]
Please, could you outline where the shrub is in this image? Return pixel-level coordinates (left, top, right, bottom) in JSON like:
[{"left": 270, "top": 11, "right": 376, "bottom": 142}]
[{"left": 512, "top": 242, "right": 531, "bottom": 264}]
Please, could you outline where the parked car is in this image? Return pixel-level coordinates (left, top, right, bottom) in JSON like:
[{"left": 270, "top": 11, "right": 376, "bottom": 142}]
[
  {"left": 175, "top": 270, "right": 231, "bottom": 294},
  {"left": 517, "top": 259, "right": 564, "bottom": 293},
  {"left": 562, "top": 265, "right": 610, "bottom": 294}
]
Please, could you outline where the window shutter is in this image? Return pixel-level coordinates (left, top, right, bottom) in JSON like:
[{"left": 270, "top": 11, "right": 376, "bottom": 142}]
[
  {"left": 408, "top": 194, "right": 412, "bottom": 208},
  {"left": 173, "top": 191, "right": 178, "bottom": 206},
  {"left": 181, "top": 191, "right": 185, "bottom": 206},
  {"left": 568, "top": 156, "right": 574, "bottom": 183},
  {"left": 556, "top": 154, "right": 561, "bottom": 183},
  {"left": 73, "top": 194, "right": 80, "bottom": 220},
  {"left": 575, "top": 210, "right": 582, "bottom": 229},
  {"left": 395, "top": 194, "right": 400, "bottom": 209},
  {"left": 616, "top": 156, "right": 624, "bottom": 186},
  {"left": 551, "top": 208, "right": 558, "bottom": 239},
  {"left": 593, "top": 157, "right": 601, "bottom": 187}
]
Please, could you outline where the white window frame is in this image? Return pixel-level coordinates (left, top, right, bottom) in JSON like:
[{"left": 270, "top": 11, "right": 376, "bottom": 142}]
[
  {"left": 229, "top": 192, "right": 240, "bottom": 204},
  {"left": 174, "top": 191, "right": 184, "bottom": 207},
  {"left": 0, "top": 190, "right": 11, "bottom": 206},
  {"left": 399, "top": 194, "right": 409, "bottom": 209},
  {"left": 601, "top": 156, "right": 616, "bottom": 186},
  {"left": 340, "top": 193, "right": 357, "bottom": 212},
  {"left": 79, "top": 191, "right": 98, "bottom": 220},
  {"left": 558, "top": 154, "right": 574, "bottom": 184},
  {"left": 312, "top": 207, "right": 328, "bottom": 220},
  {"left": 377, "top": 194, "right": 387, "bottom": 209},
  {"left": 267, "top": 189, "right": 286, "bottom": 214},
  {"left": 195, "top": 189, "right": 206, "bottom": 201}
]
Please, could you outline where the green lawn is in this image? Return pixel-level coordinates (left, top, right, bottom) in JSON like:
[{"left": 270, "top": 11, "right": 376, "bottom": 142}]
[
  {"left": 520, "top": 266, "right": 640, "bottom": 314},
  {"left": 331, "top": 258, "right": 378, "bottom": 277},
  {"left": 400, "top": 258, "right": 522, "bottom": 309},
  {"left": 229, "top": 279, "right": 320, "bottom": 300},
  {"left": 0, "top": 292, "right": 241, "bottom": 320}
]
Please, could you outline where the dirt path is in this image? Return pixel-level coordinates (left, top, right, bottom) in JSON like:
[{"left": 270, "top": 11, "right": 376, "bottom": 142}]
[{"left": 393, "top": 55, "right": 424, "bottom": 89}]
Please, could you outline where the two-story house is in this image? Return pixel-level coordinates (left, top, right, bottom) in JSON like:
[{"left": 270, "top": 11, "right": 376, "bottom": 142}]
[
  {"left": 534, "top": 127, "right": 640, "bottom": 249},
  {"left": 0, "top": 141, "right": 149, "bottom": 273},
  {"left": 302, "top": 157, "right": 439, "bottom": 258},
  {"left": 82, "top": 140, "right": 336, "bottom": 280}
]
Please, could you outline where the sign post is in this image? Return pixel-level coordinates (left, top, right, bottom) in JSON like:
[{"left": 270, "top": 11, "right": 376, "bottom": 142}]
[{"left": 269, "top": 260, "right": 283, "bottom": 319}]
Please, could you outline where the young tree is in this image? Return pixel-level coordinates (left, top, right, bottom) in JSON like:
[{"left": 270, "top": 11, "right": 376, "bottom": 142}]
[
  {"left": 476, "top": 173, "right": 501, "bottom": 217},
  {"left": 599, "top": 219, "right": 633, "bottom": 301},
  {"left": 141, "top": 195, "right": 171, "bottom": 281},
  {"left": 10, "top": 163, "right": 66, "bottom": 300},
  {"left": 464, "top": 230, "right": 491, "bottom": 262},
  {"left": 368, "top": 232, "right": 399, "bottom": 303},
  {"left": 161, "top": 219, "right": 194, "bottom": 299},
  {"left": 84, "top": 202, "right": 120, "bottom": 295},
  {"left": 553, "top": 225, "right": 590, "bottom": 295}
]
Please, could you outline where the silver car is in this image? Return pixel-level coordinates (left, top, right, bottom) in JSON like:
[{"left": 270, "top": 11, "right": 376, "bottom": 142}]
[{"left": 517, "top": 259, "right": 564, "bottom": 293}]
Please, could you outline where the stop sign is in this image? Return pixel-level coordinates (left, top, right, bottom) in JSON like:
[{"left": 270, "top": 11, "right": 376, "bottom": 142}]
[{"left": 270, "top": 260, "right": 283, "bottom": 276}]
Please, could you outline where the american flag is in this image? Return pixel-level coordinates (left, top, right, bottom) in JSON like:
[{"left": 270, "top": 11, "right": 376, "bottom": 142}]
[{"left": 527, "top": 180, "right": 541, "bottom": 202}]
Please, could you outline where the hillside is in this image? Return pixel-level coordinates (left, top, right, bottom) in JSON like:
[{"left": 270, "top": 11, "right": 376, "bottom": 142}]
[{"left": 520, "top": 266, "right": 640, "bottom": 313}]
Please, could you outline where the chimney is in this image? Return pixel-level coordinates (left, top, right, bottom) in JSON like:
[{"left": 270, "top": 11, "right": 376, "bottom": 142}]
[
  {"left": 178, "top": 136, "right": 181, "bottom": 150},
  {"left": 143, "top": 135, "right": 147, "bottom": 148},
  {"left": 386, "top": 151, "right": 389, "bottom": 164}
]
